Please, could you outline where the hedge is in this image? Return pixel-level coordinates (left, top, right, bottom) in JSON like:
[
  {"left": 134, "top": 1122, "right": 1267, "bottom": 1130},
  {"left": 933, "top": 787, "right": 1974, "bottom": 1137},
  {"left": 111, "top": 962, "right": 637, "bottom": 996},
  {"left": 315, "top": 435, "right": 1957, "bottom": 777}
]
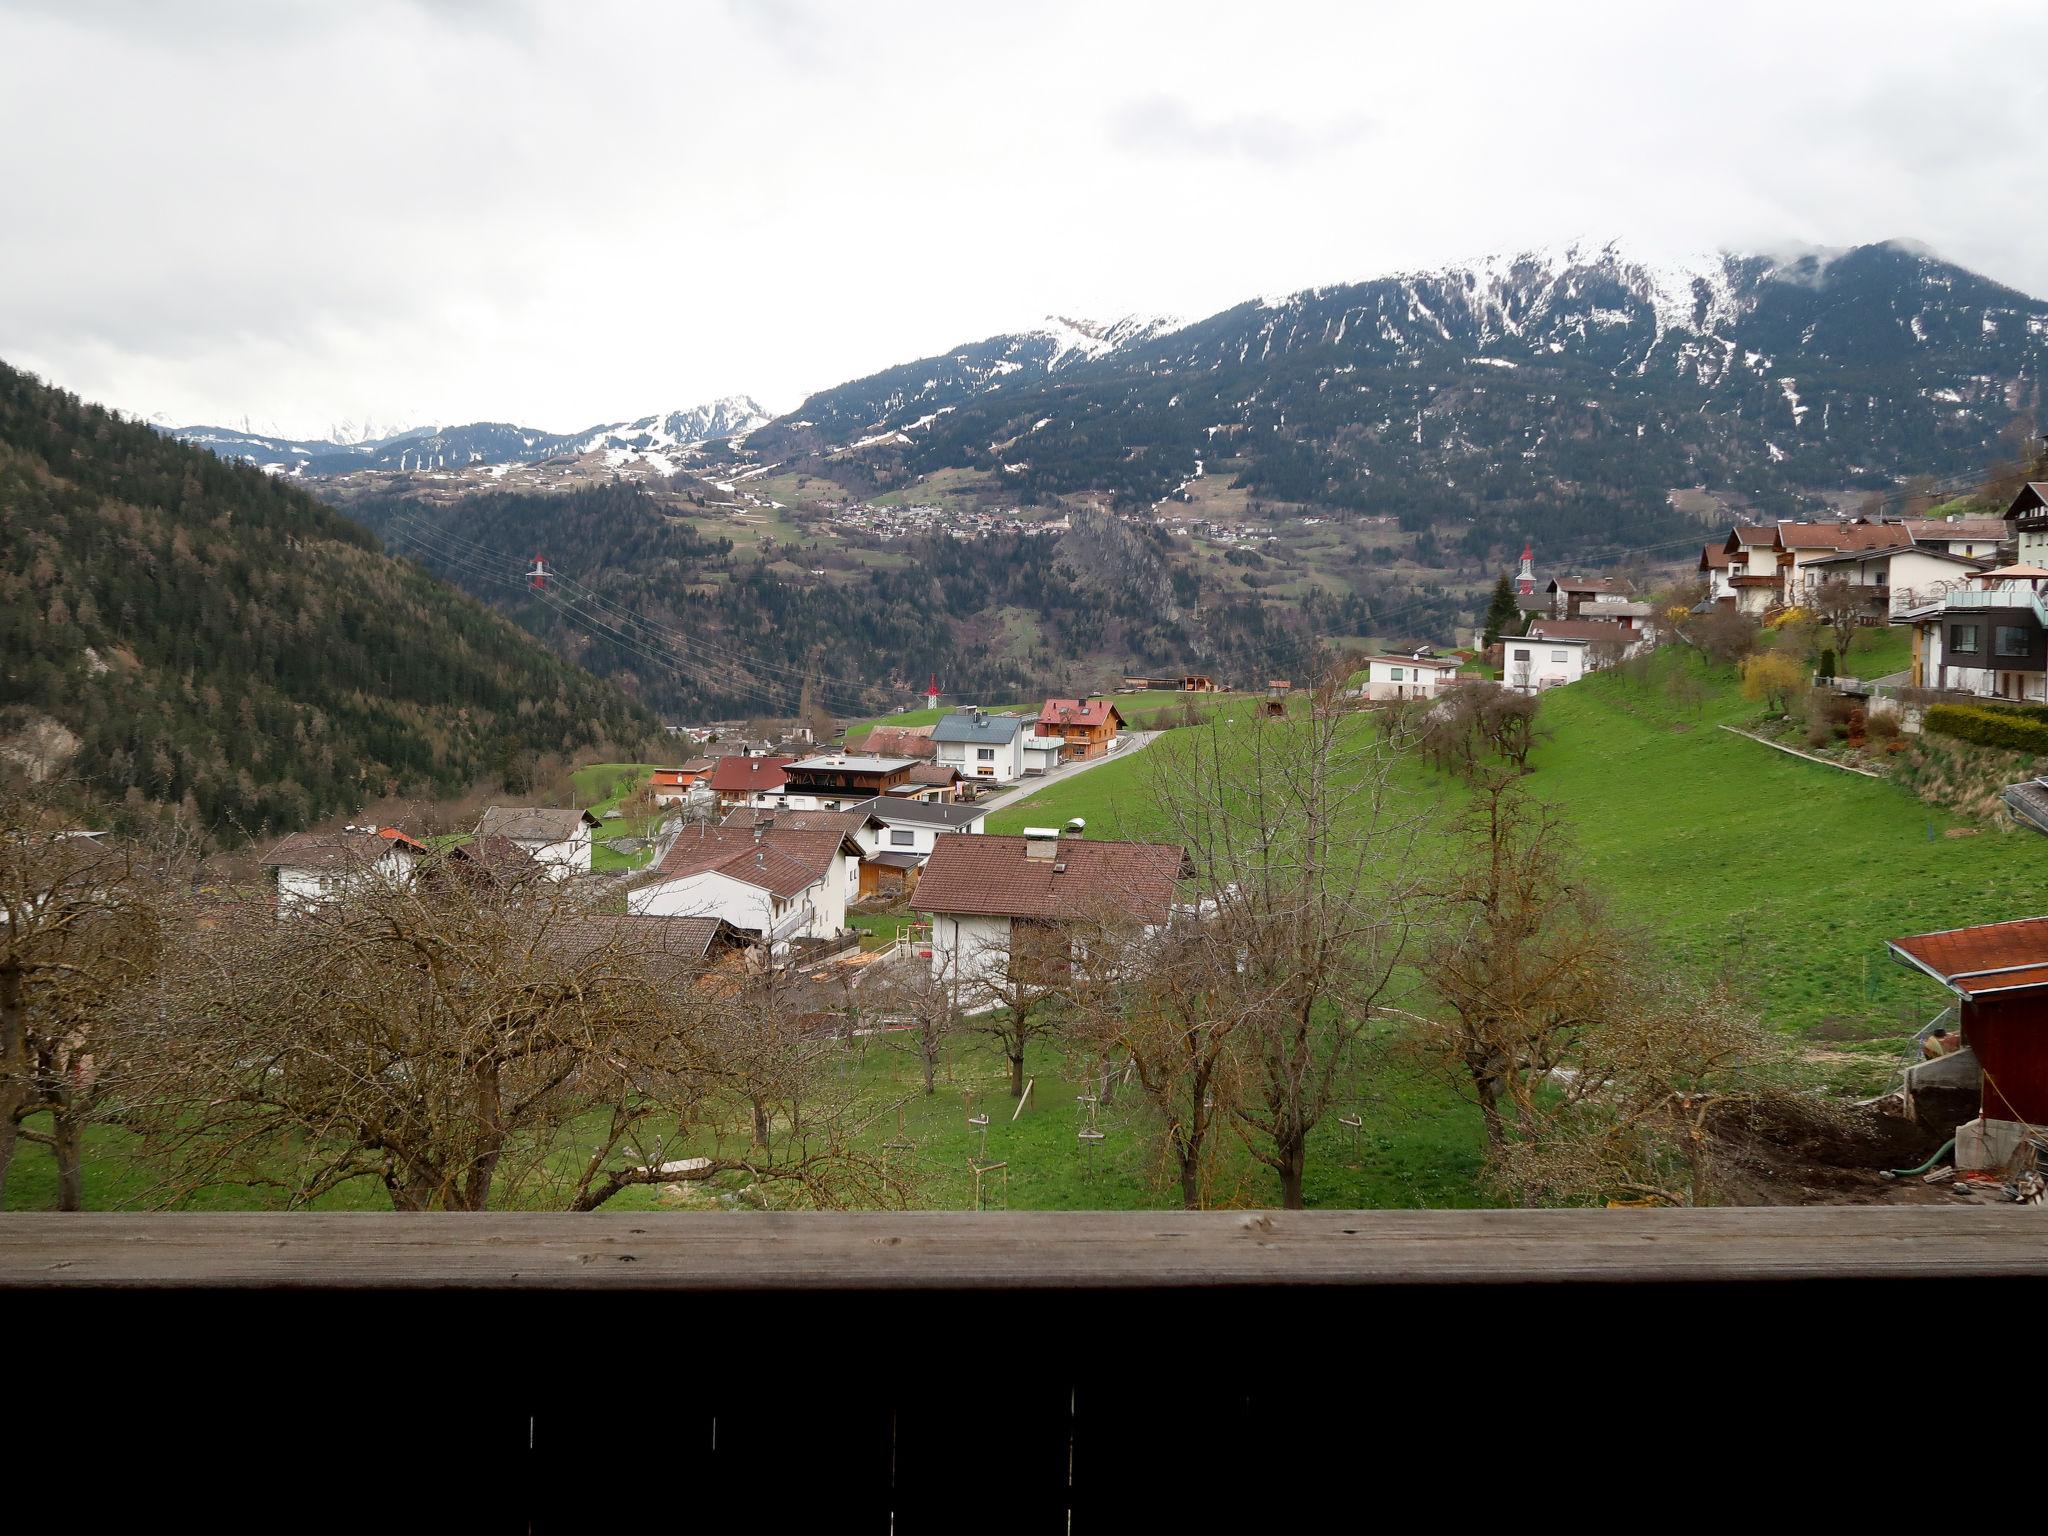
[{"left": 1923, "top": 703, "right": 2048, "bottom": 753}]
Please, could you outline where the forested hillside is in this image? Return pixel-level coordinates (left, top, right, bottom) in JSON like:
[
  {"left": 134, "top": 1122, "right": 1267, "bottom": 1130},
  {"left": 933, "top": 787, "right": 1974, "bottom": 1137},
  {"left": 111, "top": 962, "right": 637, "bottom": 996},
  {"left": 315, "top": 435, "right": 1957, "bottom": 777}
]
[
  {"left": 0, "top": 363, "right": 660, "bottom": 839},
  {"left": 345, "top": 484, "right": 1329, "bottom": 717}
]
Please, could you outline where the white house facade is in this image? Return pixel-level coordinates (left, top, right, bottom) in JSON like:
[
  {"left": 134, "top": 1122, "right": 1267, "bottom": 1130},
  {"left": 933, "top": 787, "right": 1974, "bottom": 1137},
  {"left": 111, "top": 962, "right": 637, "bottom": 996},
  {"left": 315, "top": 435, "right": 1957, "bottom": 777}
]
[
  {"left": 1503, "top": 637, "right": 1590, "bottom": 693},
  {"left": 1358, "top": 655, "right": 1460, "bottom": 701},
  {"left": 475, "top": 806, "right": 600, "bottom": 881},
  {"left": 930, "top": 708, "right": 1029, "bottom": 783}
]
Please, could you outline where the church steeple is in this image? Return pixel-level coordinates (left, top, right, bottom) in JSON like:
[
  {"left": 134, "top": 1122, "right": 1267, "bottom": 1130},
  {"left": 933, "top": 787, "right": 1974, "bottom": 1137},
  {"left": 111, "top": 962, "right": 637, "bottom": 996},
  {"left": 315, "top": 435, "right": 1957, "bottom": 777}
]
[{"left": 1516, "top": 541, "right": 1535, "bottom": 596}]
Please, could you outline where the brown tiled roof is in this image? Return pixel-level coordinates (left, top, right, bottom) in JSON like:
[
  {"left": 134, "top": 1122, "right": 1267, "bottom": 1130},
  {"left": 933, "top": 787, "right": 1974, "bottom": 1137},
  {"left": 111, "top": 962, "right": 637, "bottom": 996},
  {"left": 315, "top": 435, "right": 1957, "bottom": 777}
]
[
  {"left": 1911, "top": 518, "right": 2009, "bottom": 542},
  {"left": 1728, "top": 526, "right": 1777, "bottom": 548},
  {"left": 638, "top": 824, "right": 851, "bottom": 900},
  {"left": 1547, "top": 576, "right": 1634, "bottom": 596},
  {"left": 720, "top": 807, "right": 879, "bottom": 835},
  {"left": 1522, "top": 621, "right": 1612, "bottom": 644},
  {"left": 549, "top": 914, "right": 746, "bottom": 979},
  {"left": 1889, "top": 917, "right": 2048, "bottom": 996},
  {"left": 477, "top": 806, "right": 600, "bottom": 842},
  {"left": 1775, "top": 522, "right": 1911, "bottom": 553},
  {"left": 1037, "top": 698, "right": 1122, "bottom": 731},
  {"left": 705, "top": 755, "right": 793, "bottom": 794},
  {"left": 857, "top": 727, "right": 937, "bottom": 759},
  {"left": 262, "top": 829, "right": 418, "bottom": 870},
  {"left": 912, "top": 835, "right": 1186, "bottom": 923},
  {"left": 451, "top": 834, "right": 540, "bottom": 879},
  {"left": 905, "top": 762, "right": 961, "bottom": 786},
  {"left": 1699, "top": 543, "right": 1732, "bottom": 570}
]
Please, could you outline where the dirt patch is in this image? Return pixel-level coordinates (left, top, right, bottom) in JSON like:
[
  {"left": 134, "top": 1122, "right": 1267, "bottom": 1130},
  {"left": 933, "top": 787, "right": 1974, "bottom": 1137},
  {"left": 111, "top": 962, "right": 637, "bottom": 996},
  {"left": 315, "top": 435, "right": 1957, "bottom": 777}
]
[{"left": 1697, "top": 1094, "right": 1950, "bottom": 1205}]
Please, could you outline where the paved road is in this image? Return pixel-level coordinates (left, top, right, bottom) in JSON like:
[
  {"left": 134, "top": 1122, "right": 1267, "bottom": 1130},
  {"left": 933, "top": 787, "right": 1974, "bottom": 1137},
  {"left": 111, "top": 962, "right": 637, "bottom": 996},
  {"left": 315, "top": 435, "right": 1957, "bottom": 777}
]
[{"left": 973, "top": 731, "right": 1160, "bottom": 814}]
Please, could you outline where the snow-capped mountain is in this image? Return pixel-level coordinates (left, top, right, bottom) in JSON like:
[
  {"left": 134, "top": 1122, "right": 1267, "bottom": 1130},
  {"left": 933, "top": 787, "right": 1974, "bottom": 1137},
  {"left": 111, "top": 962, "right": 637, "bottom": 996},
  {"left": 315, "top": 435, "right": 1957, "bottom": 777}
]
[
  {"left": 745, "top": 315, "right": 1180, "bottom": 458},
  {"left": 168, "top": 394, "right": 772, "bottom": 477},
  {"left": 753, "top": 240, "right": 2046, "bottom": 560}
]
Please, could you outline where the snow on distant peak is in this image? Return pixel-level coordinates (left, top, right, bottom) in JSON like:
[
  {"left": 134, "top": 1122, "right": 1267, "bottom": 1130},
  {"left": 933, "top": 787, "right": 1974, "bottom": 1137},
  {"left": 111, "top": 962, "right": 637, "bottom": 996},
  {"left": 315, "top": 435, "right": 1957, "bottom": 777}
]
[{"left": 1031, "top": 314, "right": 1182, "bottom": 368}]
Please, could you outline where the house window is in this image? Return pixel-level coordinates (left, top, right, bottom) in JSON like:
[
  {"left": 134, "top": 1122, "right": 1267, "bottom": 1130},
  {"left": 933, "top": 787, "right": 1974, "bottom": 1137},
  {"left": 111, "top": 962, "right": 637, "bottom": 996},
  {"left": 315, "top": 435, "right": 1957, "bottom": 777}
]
[
  {"left": 1513, "top": 649, "right": 1531, "bottom": 663},
  {"left": 890, "top": 829, "right": 915, "bottom": 847},
  {"left": 1996, "top": 626, "right": 2031, "bottom": 659},
  {"left": 1551, "top": 650, "right": 1568, "bottom": 663},
  {"left": 1390, "top": 667, "right": 1404, "bottom": 682},
  {"left": 1952, "top": 624, "right": 1981, "bottom": 655},
  {"left": 976, "top": 747, "right": 994, "bottom": 761}
]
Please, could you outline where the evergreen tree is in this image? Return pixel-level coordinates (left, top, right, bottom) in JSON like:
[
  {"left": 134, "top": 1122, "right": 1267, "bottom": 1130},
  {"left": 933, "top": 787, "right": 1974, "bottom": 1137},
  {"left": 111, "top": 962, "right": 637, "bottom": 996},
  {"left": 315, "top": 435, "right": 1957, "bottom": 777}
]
[{"left": 1482, "top": 574, "right": 1519, "bottom": 648}]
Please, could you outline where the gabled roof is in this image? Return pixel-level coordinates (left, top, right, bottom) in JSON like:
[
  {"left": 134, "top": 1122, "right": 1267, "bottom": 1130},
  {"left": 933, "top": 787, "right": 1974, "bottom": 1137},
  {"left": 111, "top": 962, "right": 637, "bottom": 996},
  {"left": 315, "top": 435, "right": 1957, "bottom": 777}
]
[
  {"left": 704, "top": 755, "right": 793, "bottom": 794},
  {"left": 1037, "top": 698, "right": 1122, "bottom": 731},
  {"left": 477, "top": 806, "right": 601, "bottom": 842},
  {"left": 262, "top": 829, "right": 419, "bottom": 871},
  {"left": 1699, "top": 543, "right": 1732, "bottom": 570},
  {"left": 2005, "top": 482, "right": 2048, "bottom": 516},
  {"left": 1801, "top": 545, "right": 1989, "bottom": 570},
  {"left": 1546, "top": 576, "right": 1633, "bottom": 596},
  {"left": 1774, "top": 521, "right": 1911, "bottom": 554},
  {"left": 1517, "top": 624, "right": 1598, "bottom": 645},
  {"left": 912, "top": 835, "right": 1186, "bottom": 923},
  {"left": 857, "top": 726, "right": 937, "bottom": 759},
  {"left": 1889, "top": 917, "right": 2048, "bottom": 997},
  {"left": 1911, "top": 517, "right": 2010, "bottom": 542},
  {"left": 904, "top": 762, "right": 962, "bottom": 786},
  {"left": 1726, "top": 526, "right": 1778, "bottom": 549},
  {"left": 1363, "top": 654, "right": 1460, "bottom": 670},
  {"left": 721, "top": 807, "right": 883, "bottom": 835},
  {"left": 930, "top": 711, "right": 1024, "bottom": 745},
  {"left": 549, "top": 915, "right": 753, "bottom": 981},
  {"left": 636, "top": 824, "right": 855, "bottom": 900},
  {"left": 844, "top": 797, "right": 988, "bottom": 830},
  {"left": 451, "top": 834, "right": 541, "bottom": 880},
  {"left": 786, "top": 754, "right": 918, "bottom": 775}
]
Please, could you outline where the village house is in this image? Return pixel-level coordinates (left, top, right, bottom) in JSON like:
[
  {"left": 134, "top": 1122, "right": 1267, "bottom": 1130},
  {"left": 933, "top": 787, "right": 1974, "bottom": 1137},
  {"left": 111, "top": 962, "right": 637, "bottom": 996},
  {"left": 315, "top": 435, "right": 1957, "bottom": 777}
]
[
  {"left": 1525, "top": 616, "right": 1647, "bottom": 663},
  {"left": 649, "top": 760, "right": 716, "bottom": 806},
  {"left": 1036, "top": 698, "right": 1124, "bottom": 761},
  {"left": 1721, "top": 525, "right": 1786, "bottom": 614},
  {"left": 1698, "top": 540, "right": 1735, "bottom": 604},
  {"left": 855, "top": 725, "right": 938, "bottom": 761},
  {"left": 626, "top": 823, "right": 861, "bottom": 951},
  {"left": 900, "top": 762, "right": 965, "bottom": 801},
  {"left": 1893, "top": 566, "right": 2048, "bottom": 701},
  {"left": 1357, "top": 653, "right": 1460, "bottom": 701},
  {"left": 260, "top": 826, "right": 424, "bottom": 911},
  {"left": 1545, "top": 575, "right": 1634, "bottom": 618},
  {"left": 931, "top": 707, "right": 1032, "bottom": 783},
  {"left": 780, "top": 753, "right": 921, "bottom": 810},
  {"left": 1911, "top": 515, "right": 2011, "bottom": 561},
  {"left": 1773, "top": 520, "right": 1912, "bottom": 606},
  {"left": 1572, "top": 595, "right": 1658, "bottom": 636},
  {"left": 704, "top": 753, "right": 793, "bottom": 810},
  {"left": 2011, "top": 482, "right": 2048, "bottom": 566},
  {"left": 847, "top": 799, "right": 988, "bottom": 897},
  {"left": 1796, "top": 543, "right": 1988, "bottom": 620},
  {"left": 1889, "top": 916, "right": 2048, "bottom": 1172},
  {"left": 474, "top": 806, "right": 601, "bottom": 880},
  {"left": 553, "top": 914, "right": 760, "bottom": 993},
  {"left": 1503, "top": 633, "right": 1592, "bottom": 693},
  {"left": 912, "top": 824, "right": 1187, "bottom": 993}
]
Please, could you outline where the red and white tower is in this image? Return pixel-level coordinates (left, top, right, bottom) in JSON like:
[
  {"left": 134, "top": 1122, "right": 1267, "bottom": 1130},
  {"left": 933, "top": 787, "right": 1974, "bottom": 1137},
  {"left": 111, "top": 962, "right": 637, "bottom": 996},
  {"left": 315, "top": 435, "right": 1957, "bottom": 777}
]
[
  {"left": 1515, "top": 542, "right": 1535, "bottom": 596},
  {"left": 528, "top": 554, "right": 550, "bottom": 592},
  {"left": 925, "top": 673, "right": 941, "bottom": 709}
]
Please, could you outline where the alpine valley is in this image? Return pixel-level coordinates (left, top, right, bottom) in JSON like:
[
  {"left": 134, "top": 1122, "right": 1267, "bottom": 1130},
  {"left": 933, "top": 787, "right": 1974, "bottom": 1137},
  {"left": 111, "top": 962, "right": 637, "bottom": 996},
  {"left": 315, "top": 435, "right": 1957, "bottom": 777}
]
[{"left": 170, "top": 240, "right": 2045, "bottom": 722}]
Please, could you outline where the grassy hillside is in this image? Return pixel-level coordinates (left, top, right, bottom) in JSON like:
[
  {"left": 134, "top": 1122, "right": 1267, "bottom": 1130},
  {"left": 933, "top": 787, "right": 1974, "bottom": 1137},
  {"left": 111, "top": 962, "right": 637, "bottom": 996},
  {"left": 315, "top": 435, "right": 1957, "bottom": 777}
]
[
  {"left": 0, "top": 363, "right": 662, "bottom": 840},
  {"left": 991, "top": 642, "right": 2040, "bottom": 1050}
]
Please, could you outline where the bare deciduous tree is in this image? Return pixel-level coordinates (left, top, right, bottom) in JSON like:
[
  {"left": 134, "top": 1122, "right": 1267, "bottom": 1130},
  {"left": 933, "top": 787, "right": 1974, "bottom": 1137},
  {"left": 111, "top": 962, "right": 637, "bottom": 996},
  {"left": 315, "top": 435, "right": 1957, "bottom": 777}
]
[
  {"left": 1149, "top": 658, "right": 1424, "bottom": 1207},
  {"left": 0, "top": 781, "right": 186, "bottom": 1209}
]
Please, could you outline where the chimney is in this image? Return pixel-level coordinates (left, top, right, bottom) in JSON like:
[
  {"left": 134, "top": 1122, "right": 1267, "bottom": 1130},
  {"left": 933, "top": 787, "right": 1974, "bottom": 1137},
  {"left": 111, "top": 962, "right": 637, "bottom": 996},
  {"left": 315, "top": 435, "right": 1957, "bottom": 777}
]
[
  {"left": 1061, "top": 818, "right": 1085, "bottom": 839},
  {"left": 1023, "top": 827, "right": 1059, "bottom": 860}
]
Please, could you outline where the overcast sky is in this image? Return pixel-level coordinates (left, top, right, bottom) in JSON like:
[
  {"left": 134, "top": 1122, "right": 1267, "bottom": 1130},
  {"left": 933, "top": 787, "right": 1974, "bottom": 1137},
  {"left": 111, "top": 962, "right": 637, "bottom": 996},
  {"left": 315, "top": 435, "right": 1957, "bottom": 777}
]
[{"left": 4, "top": 0, "right": 2044, "bottom": 438}]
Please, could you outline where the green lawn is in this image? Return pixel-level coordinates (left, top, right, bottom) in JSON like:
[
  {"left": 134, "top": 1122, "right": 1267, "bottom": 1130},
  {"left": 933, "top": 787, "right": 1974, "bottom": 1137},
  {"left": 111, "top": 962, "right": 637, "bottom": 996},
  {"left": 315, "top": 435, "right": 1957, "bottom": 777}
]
[{"left": 571, "top": 761, "right": 663, "bottom": 814}]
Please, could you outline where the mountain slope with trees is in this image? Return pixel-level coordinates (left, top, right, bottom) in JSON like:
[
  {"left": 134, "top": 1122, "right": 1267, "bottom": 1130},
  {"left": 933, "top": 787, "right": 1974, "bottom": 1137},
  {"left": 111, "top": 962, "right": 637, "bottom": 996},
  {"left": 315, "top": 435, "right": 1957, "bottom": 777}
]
[{"left": 0, "top": 363, "right": 660, "bottom": 840}]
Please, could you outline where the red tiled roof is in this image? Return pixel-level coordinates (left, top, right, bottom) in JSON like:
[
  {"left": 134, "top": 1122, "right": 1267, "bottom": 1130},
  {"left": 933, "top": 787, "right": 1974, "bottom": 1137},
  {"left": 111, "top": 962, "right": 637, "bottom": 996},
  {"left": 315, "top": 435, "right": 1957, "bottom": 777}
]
[
  {"left": 905, "top": 763, "right": 961, "bottom": 786},
  {"left": 721, "top": 807, "right": 879, "bottom": 834},
  {"left": 1911, "top": 518, "right": 2009, "bottom": 542},
  {"left": 912, "top": 835, "right": 1185, "bottom": 923},
  {"left": 1889, "top": 917, "right": 2048, "bottom": 997},
  {"left": 705, "top": 755, "right": 793, "bottom": 794},
  {"left": 1728, "top": 526, "right": 1777, "bottom": 548},
  {"left": 1037, "top": 698, "right": 1122, "bottom": 731},
  {"left": 639, "top": 824, "right": 851, "bottom": 900},
  {"left": 1699, "top": 543, "right": 1732, "bottom": 570}
]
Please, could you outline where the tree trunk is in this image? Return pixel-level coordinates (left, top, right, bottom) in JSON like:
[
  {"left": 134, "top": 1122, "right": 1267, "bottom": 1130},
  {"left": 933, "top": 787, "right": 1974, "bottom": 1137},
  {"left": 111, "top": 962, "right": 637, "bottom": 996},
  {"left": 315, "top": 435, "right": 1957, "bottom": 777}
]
[
  {"left": 1276, "top": 1135, "right": 1307, "bottom": 1210},
  {"left": 920, "top": 1042, "right": 937, "bottom": 1096},
  {"left": 0, "top": 964, "right": 25, "bottom": 1204},
  {"left": 53, "top": 1097, "right": 83, "bottom": 1212},
  {"left": 1475, "top": 1077, "right": 1507, "bottom": 1148},
  {"left": 1008, "top": 1048, "right": 1026, "bottom": 1099},
  {"left": 1179, "top": 1152, "right": 1202, "bottom": 1211},
  {"left": 752, "top": 1099, "right": 770, "bottom": 1148}
]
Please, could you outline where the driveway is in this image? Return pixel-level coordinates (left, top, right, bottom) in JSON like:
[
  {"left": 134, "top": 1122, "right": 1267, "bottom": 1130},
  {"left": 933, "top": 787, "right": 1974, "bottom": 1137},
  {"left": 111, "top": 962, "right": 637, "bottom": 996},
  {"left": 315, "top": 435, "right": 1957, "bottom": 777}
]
[{"left": 972, "top": 731, "right": 1160, "bottom": 814}]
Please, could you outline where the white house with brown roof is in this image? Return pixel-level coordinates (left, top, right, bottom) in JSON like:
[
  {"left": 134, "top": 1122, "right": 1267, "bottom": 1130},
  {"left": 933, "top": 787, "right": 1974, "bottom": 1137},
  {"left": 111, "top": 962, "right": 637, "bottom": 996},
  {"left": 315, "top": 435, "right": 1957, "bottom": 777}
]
[
  {"left": 1722, "top": 526, "right": 1787, "bottom": 614},
  {"left": 475, "top": 806, "right": 602, "bottom": 880},
  {"left": 1774, "top": 520, "right": 1912, "bottom": 605},
  {"left": 1502, "top": 634, "right": 1591, "bottom": 693},
  {"left": 1358, "top": 654, "right": 1461, "bottom": 701},
  {"left": 911, "top": 826, "right": 1186, "bottom": 992},
  {"left": 626, "top": 824, "right": 860, "bottom": 949},
  {"left": 261, "top": 827, "right": 423, "bottom": 911}
]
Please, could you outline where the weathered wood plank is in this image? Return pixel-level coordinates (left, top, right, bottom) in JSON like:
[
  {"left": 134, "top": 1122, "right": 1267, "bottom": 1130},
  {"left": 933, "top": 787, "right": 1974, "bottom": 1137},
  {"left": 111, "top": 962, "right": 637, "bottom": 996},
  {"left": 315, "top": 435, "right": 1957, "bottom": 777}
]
[{"left": 0, "top": 1208, "right": 2042, "bottom": 1290}]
